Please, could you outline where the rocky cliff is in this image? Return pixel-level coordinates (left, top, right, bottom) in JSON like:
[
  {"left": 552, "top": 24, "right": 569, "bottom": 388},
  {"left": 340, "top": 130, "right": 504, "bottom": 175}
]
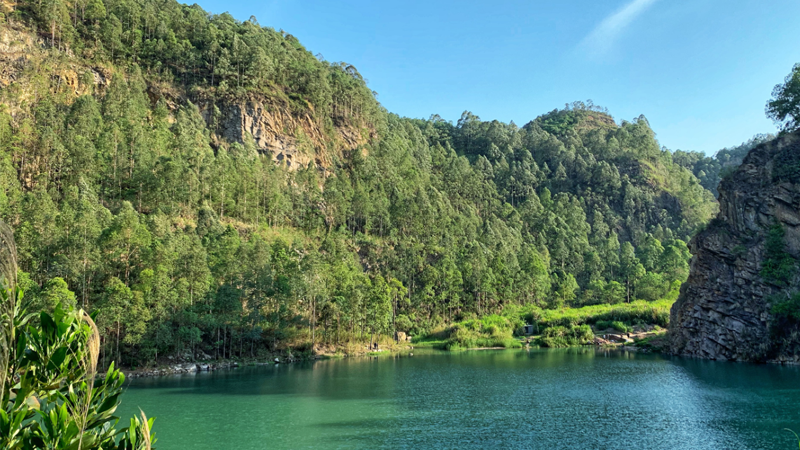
[
  {"left": 200, "top": 97, "right": 367, "bottom": 171},
  {"left": 670, "top": 132, "right": 800, "bottom": 362},
  {"left": 0, "top": 23, "right": 367, "bottom": 174}
]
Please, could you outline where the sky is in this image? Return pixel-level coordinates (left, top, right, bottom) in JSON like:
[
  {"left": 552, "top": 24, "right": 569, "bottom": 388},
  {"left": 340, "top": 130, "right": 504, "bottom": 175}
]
[{"left": 192, "top": 0, "right": 800, "bottom": 154}]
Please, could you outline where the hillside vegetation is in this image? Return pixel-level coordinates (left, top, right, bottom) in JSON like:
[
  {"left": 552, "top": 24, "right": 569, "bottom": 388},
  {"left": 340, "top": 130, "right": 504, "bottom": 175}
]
[{"left": 0, "top": 0, "right": 718, "bottom": 365}]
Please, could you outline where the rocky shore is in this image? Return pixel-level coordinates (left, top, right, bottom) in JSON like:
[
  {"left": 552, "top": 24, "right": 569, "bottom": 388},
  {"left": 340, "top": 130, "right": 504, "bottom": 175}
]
[
  {"left": 121, "top": 343, "right": 412, "bottom": 378},
  {"left": 124, "top": 361, "right": 241, "bottom": 378}
]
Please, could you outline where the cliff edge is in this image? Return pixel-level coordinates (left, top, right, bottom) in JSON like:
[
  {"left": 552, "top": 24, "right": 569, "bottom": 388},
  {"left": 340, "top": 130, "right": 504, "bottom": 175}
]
[{"left": 670, "top": 132, "right": 800, "bottom": 362}]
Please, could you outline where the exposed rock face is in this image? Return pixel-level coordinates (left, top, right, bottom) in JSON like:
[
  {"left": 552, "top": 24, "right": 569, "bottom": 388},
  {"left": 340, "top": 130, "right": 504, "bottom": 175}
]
[
  {"left": 213, "top": 100, "right": 324, "bottom": 169},
  {"left": 199, "top": 97, "right": 368, "bottom": 172},
  {"left": 0, "top": 25, "right": 365, "bottom": 173},
  {"left": 1, "top": 24, "right": 109, "bottom": 109},
  {"left": 0, "top": 24, "right": 40, "bottom": 91},
  {"left": 670, "top": 132, "right": 800, "bottom": 362}
]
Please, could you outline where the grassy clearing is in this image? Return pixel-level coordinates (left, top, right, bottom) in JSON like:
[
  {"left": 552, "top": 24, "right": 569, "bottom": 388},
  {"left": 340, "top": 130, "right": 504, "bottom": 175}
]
[
  {"left": 414, "top": 315, "right": 524, "bottom": 350},
  {"left": 411, "top": 338, "right": 449, "bottom": 349},
  {"left": 418, "top": 299, "right": 674, "bottom": 350},
  {"left": 525, "top": 299, "right": 672, "bottom": 331}
]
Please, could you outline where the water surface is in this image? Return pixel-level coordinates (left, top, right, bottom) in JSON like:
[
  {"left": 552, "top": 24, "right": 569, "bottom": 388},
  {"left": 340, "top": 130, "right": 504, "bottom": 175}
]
[{"left": 119, "top": 348, "right": 800, "bottom": 449}]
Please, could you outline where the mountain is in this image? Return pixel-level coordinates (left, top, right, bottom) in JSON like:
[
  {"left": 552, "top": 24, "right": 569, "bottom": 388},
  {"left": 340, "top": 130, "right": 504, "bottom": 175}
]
[
  {"left": 670, "top": 131, "right": 800, "bottom": 362},
  {"left": 0, "top": 0, "right": 717, "bottom": 364}
]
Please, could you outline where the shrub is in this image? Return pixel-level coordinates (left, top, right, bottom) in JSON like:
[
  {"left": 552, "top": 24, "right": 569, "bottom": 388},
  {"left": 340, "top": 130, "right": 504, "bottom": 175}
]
[
  {"left": 442, "top": 314, "right": 523, "bottom": 350},
  {"left": 1, "top": 285, "right": 156, "bottom": 449},
  {"left": 538, "top": 324, "right": 594, "bottom": 348},
  {"left": 761, "top": 223, "right": 797, "bottom": 285}
]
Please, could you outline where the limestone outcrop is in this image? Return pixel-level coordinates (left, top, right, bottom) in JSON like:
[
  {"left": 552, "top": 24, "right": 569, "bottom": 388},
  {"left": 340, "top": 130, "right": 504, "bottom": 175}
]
[{"left": 670, "top": 132, "right": 800, "bottom": 362}]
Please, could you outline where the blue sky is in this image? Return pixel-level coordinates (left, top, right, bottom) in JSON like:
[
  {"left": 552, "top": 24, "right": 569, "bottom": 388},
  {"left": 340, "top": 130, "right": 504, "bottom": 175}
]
[{"left": 193, "top": 0, "right": 800, "bottom": 154}]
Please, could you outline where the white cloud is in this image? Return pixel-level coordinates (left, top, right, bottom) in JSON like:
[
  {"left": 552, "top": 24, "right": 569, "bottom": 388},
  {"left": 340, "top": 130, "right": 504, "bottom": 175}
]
[{"left": 580, "top": 0, "right": 659, "bottom": 58}]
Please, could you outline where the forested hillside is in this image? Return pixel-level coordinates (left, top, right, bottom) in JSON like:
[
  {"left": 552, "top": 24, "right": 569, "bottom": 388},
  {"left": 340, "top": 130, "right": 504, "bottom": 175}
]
[
  {"left": 672, "top": 134, "right": 774, "bottom": 197},
  {"left": 0, "top": 0, "right": 718, "bottom": 365}
]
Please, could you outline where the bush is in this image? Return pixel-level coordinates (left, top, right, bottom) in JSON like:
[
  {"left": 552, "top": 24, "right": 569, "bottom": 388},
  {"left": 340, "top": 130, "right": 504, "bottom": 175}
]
[
  {"left": 761, "top": 223, "right": 797, "bottom": 285},
  {"left": 537, "top": 324, "right": 594, "bottom": 348},
  {"left": 441, "top": 314, "right": 523, "bottom": 350}
]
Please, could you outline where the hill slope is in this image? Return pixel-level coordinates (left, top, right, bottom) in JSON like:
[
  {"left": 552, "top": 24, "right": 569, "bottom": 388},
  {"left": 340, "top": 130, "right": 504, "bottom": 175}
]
[{"left": 0, "top": 1, "right": 716, "bottom": 364}]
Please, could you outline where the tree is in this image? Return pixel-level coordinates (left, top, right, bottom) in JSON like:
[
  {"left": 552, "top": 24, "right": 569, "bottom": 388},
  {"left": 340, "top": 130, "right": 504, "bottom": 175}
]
[
  {"left": 619, "top": 242, "right": 645, "bottom": 302},
  {"left": 551, "top": 272, "right": 578, "bottom": 309},
  {"left": 98, "top": 277, "right": 132, "bottom": 365},
  {"left": 38, "top": 277, "right": 77, "bottom": 312},
  {"left": 767, "top": 63, "right": 800, "bottom": 131},
  {"left": 100, "top": 202, "right": 151, "bottom": 283}
]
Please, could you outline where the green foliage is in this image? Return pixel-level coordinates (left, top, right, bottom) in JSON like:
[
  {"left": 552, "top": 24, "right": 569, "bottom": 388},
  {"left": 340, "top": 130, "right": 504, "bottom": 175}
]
[
  {"left": 760, "top": 223, "right": 796, "bottom": 285},
  {"left": 443, "top": 315, "right": 523, "bottom": 350},
  {"left": 768, "top": 292, "right": 800, "bottom": 358},
  {"left": 526, "top": 299, "right": 672, "bottom": 331},
  {"left": 13, "top": 0, "right": 381, "bottom": 127},
  {"left": 767, "top": 63, "right": 800, "bottom": 131},
  {"left": 0, "top": 5, "right": 718, "bottom": 363},
  {"left": 672, "top": 134, "right": 773, "bottom": 196},
  {"left": 537, "top": 324, "right": 594, "bottom": 348},
  {"left": 595, "top": 320, "right": 631, "bottom": 333},
  {"left": 770, "top": 292, "right": 800, "bottom": 322},
  {"left": 0, "top": 281, "right": 155, "bottom": 449},
  {"left": 38, "top": 277, "right": 77, "bottom": 313}
]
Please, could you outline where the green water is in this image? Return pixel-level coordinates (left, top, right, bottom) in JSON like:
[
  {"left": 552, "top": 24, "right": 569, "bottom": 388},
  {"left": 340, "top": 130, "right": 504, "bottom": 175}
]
[{"left": 119, "top": 348, "right": 800, "bottom": 449}]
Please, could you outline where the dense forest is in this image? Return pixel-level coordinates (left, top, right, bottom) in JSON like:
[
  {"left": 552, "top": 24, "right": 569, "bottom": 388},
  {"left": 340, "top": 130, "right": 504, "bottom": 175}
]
[{"left": 0, "top": 0, "right": 752, "bottom": 366}]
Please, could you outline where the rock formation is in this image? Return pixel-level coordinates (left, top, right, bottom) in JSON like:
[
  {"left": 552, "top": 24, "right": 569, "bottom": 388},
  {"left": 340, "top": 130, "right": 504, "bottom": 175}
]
[
  {"left": 670, "top": 132, "right": 800, "bottom": 362},
  {"left": 202, "top": 97, "right": 367, "bottom": 172},
  {"left": 0, "top": 23, "right": 367, "bottom": 174}
]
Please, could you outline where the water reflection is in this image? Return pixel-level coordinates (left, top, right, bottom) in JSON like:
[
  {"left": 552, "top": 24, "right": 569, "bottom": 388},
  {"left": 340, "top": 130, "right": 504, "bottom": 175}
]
[{"left": 119, "top": 349, "right": 800, "bottom": 449}]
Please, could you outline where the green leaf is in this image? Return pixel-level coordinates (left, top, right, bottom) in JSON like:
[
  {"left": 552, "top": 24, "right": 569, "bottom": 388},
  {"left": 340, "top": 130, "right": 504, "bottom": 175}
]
[
  {"left": 40, "top": 312, "right": 56, "bottom": 336},
  {"left": 49, "top": 346, "right": 68, "bottom": 369}
]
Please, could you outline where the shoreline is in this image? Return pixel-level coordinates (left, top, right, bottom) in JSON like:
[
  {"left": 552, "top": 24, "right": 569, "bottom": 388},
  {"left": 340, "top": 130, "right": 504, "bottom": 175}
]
[
  {"left": 121, "top": 344, "right": 416, "bottom": 378},
  {"left": 120, "top": 344, "right": 800, "bottom": 379},
  {"left": 119, "top": 342, "right": 653, "bottom": 379}
]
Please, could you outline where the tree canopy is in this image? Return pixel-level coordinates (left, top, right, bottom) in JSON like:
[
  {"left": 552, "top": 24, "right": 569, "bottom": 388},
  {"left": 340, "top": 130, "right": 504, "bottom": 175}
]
[
  {"left": 0, "top": 0, "right": 725, "bottom": 365},
  {"left": 767, "top": 63, "right": 800, "bottom": 132}
]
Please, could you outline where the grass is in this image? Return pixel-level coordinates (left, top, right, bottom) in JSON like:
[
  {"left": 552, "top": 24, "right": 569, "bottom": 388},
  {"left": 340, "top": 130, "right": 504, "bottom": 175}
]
[
  {"left": 632, "top": 332, "right": 669, "bottom": 352},
  {"left": 595, "top": 320, "right": 633, "bottom": 333},
  {"left": 415, "top": 314, "right": 524, "bottom": 351},
  {"left": 410, "top": 338, "right": 449, "bottom": 349},
  {"left": 537, "top": 324, "right": 594, "bottom": 348},
  {"left": 525, "top": 299, "right": 673, "bottom": 330},
  {"left": 417, "top": 299, "right": 675, "bottom": 351}
]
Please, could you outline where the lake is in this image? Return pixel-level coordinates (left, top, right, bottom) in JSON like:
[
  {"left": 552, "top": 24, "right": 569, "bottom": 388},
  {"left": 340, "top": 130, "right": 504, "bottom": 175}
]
[{"left": 119, "top": 348, "right": 800, "bottom": 449}]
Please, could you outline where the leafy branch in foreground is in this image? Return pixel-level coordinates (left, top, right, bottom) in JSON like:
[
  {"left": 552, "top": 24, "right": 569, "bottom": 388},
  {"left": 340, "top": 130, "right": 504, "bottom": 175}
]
[{"left": 0, "top": 220, "right": 155, "bottom": 449}]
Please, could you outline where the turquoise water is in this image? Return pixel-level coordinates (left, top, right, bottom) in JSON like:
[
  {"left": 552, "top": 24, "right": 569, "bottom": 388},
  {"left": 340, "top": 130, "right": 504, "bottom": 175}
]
[{"left": 119, "top": 348, "right": 800, "bottom": 449}]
